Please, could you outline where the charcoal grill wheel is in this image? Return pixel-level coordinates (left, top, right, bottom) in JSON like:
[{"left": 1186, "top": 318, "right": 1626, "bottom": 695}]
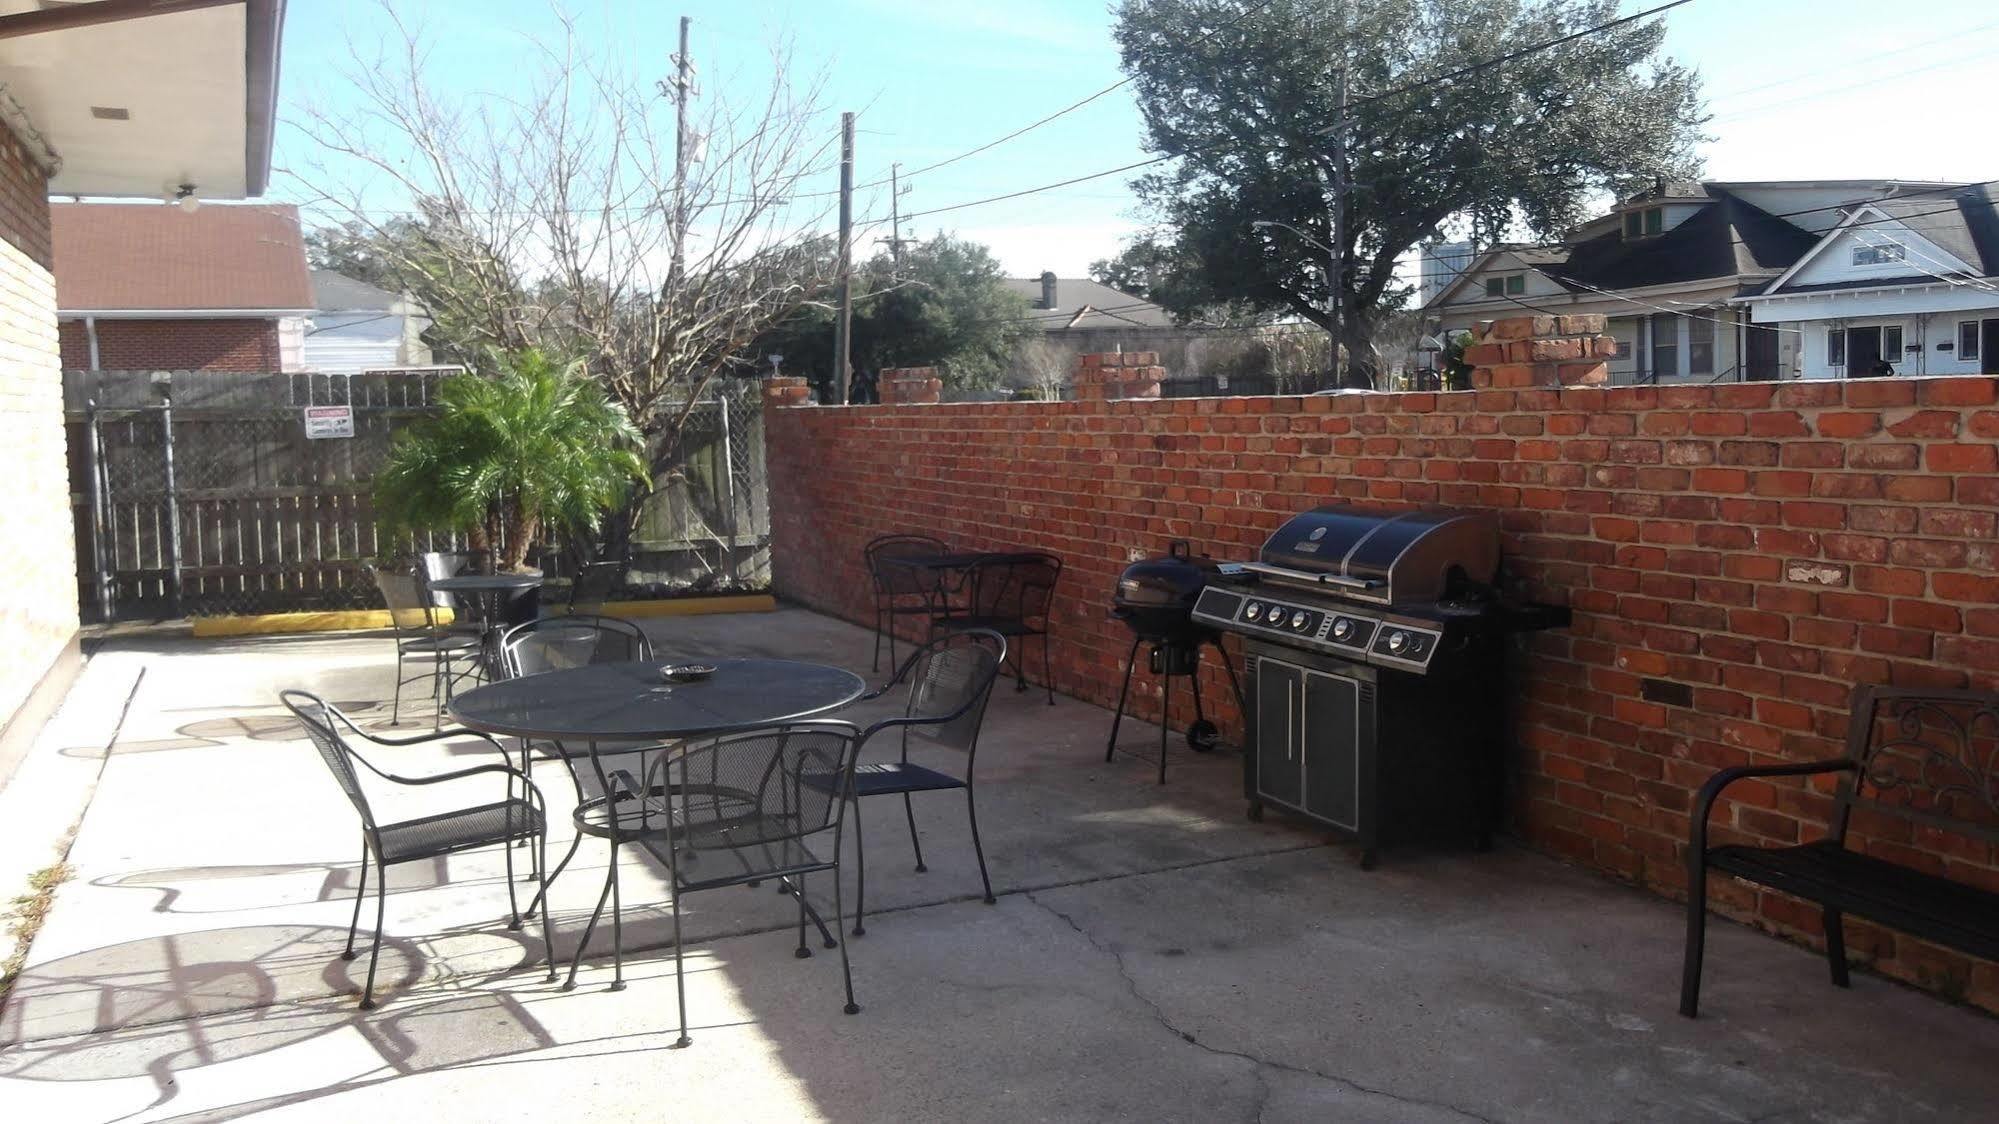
[
  {"left": 1185, "top": 720, "right": 1219, "bottom": 752},
  {"left": 1245, "top": 800, "right": 1264, "bottom": 823}
]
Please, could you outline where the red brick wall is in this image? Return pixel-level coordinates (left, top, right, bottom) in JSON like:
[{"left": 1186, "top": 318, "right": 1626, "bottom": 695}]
[
  {"left": 765, "top": 374, "right": 1999, "bottom": 1006},
  {"left": 56, "top": 317, "right": 279, "bottom": 371}
]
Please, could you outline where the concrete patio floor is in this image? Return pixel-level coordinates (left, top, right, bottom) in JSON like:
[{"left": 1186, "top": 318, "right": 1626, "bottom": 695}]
[{"left": 3, "top": 607, "right": 1998, "bottom": 1123}]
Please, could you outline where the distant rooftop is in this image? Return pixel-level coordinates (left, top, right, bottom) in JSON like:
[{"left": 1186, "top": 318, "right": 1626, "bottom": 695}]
[
  {"left": 52, "top": 202, "right": 313, "bottom": 313},
  {"left": 1000, "top": 274, "right": 1176, "bottom": 330}
]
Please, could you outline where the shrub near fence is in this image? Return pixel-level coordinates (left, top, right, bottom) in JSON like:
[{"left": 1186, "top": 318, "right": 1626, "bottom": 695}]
[{"left": 763, "top": 368, "right": 1999, "bottom": 1011}]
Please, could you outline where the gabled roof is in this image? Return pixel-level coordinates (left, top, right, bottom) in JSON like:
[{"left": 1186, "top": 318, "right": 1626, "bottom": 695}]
[
  {"left": 1755, "top": 185, "right": 1999, "bottom": 297},
  {"left": 1543, "top": 189, "right": 1817, "bottom": 293},
  {"left": 999, "top": 276, "right": 1176, "bottom": 329},
  {"left": 52, "top": 202, "right": 314, "bottom": 312},
  {"left": 312, "top": 269, "right": 403, "bottom": 313}
]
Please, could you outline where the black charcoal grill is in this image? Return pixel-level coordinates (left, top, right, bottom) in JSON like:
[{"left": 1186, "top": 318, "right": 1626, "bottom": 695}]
[
  {"left": 1106, "top": 542, "right": 1247, "bottom": 783},
  {"left": 1189, "top": 504, "right": 1566, "bottom": 867}
]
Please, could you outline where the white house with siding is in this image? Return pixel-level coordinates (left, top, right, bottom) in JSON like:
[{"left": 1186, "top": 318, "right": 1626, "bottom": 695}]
[
  {"left": 1735, "top": 185, "right": 1999, "bottom": 379},
  {"left": 304, "top": 269, "right": 433, "bottom": 372},
  {"left": 1424, "top": 180, "right": 1994, "bottom": 384}
]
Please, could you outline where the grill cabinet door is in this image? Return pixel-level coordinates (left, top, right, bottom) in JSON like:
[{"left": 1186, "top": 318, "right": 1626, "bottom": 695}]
[
  {"left": 1253, "top": 656, "right": 1304, "bottom": 810},
  {"left": 1301, "top": 669, "right": 1362, "bottom": 831}
]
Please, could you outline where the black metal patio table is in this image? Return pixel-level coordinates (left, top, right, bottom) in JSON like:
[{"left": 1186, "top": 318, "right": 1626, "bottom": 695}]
[
  {"left": 446, "top": 657, "right": 867, "bottom": 743},
  {"left": 446, "top": 657, "right": 868, "bottom": 983},
  {"left": 427, "top": 572, "right": 544, "bottom": 677},
  {"left": 878, "top": 549, "right": 1044, "bottom": 615}
]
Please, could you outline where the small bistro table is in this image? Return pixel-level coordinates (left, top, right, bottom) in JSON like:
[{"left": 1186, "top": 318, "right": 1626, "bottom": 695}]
[
  {"left": 877, "top": 548, "right": 1045, "bottom": 617},
  {"left": 427, "top": 572, "right": 545, "bottom": 677}
]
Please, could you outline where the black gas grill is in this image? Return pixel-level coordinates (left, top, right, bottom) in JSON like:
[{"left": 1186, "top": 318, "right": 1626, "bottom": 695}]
[{"left": 1190, "top": 504, "right": 1566, "bottom": 867}]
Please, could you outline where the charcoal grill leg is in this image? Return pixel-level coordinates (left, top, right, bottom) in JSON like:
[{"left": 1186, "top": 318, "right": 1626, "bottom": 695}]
[
  {"left": 1104, "top": 637, "right": 1142, "bottom": 763},
  {"left": 1157, "top": 670, "right": 1172, "bottom": 785},
  {"left": 1823, "top": 907, "right": 1850, "bottom": 988}
]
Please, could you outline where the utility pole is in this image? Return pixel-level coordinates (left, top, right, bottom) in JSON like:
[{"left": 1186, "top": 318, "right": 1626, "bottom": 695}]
[
  {"left": 833, "top": 111, "right": 855, "bottom": 405},
  {"left": 877, "top": 163, "right": 916, "bottom": 282},
  {"left": 666, "top": 15, "right": 694, "bottom": 290},
  {"left": 1326, "top": 62, "right": 1351, "bottom": 386}
]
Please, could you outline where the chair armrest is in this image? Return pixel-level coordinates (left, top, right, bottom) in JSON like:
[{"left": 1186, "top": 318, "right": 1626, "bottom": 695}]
[{"left": 1688, "top": 759, "right": 1856, "bottom": 863}]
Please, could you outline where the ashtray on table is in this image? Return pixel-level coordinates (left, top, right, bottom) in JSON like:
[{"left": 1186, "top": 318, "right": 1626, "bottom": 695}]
[{"left": 660, "top": 664, "right": 717, "bottom": 683}]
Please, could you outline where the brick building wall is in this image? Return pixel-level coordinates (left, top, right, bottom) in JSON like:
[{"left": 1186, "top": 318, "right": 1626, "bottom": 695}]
[
  {"left": 0, "top": 125, "right": 78, "bottom": 761},
  {"left": 765, "top": 365, "right": 1999, "bottom": 1008},
  {"left": 56, "top": 316, "right": 280, "bottom": 372}
]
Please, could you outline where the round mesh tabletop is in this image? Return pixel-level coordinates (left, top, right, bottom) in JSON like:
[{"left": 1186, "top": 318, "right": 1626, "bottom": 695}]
[
  {"left": 427, "top": 573, "right": 545, "bottom": 593},
  {"left": 446, "top": 658, "right": 867, "bottom": 740}
]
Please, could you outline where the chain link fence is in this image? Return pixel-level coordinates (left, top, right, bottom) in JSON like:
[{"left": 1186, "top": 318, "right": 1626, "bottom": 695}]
[{"left": 64, "top": 369, "right": 768, "bottom": 621}]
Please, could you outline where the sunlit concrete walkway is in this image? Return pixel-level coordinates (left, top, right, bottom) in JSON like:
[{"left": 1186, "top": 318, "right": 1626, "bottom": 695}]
[{"left": 3, "top": 608, "right": 1997, "bottom": 1123}]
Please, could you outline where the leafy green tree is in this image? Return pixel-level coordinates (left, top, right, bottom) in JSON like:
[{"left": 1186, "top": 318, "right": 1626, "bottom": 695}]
[
  {"left": 1110, "top": 0, "right": 1703, "bottom": 374},
  {"left": 374, "top": 349, "right": 648, "bottom": 571},
  {"left": 762, "top": 234, "right": 1033, "bottom": 394}
]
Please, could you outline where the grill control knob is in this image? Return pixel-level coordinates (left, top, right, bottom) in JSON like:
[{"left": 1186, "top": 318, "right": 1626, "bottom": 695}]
[
  {"left": 1245, "top": 602, "right": 1264, "bottom": 622},
  {"left": 1331, "top": 618, "right": 1353, "bottom": 641},
  {"left": 1386, "top": 630, "right": 1410, "bottom": 654},
  {"left": 1290, "top": 610, "right": 1309, "bottom": 631}
]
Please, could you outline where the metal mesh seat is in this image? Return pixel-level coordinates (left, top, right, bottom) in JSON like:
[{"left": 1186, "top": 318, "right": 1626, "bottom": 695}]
[
  {"left": 280, "top": 690, "right": 554, "bottom": 1009},
  {"left": 865, "top": 534, "right": 951, "bottom": 672},
  {"left": 936, "top": 552, "right": 1060, "bottom": 704},
  {"left": 804, "top": 631, "right": 1005, "bottom": 935},
  {"left": 370, "top": 565, "right": 478, "bottom": 727},
  {"left": 560, "top": 723, "right": 865, "bottom": 1046},
  {"left": 377, "top": 800, "right": 547, "bottom": 864}
]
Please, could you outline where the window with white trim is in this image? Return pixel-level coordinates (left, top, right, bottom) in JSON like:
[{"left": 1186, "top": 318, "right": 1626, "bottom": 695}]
[
  {"left": 1687, "top": 315, "right": 1714, "bottom": 375},
  {"left": 1882, "top": 324, "right": 1904, "bottom": 361},
  {"left": 1649, "top": 312, "right": 1679, "bottom": 377},
  {"left": 1959, "top": 321, "right": 1980, "bottom": 360},
  {"left": 1484, "top": 274, "right": 1526, "bottom": 297},
  {"left": 1827, "top": 328, "right": 1846, "bottom": 368},
  {"left": 1852, "top": 241, "right": 1906, "bottom": 267}
]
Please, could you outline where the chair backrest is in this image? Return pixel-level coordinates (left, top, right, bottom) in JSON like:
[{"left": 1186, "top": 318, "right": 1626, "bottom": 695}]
[
  {"left": 279, "top": 690, "right": 378, "bottom": 832},
  {"left": 964, "top": 552, "right": 1061, "bottom": 625},
  {"left": 662, "top": 723, "right": 860, "bottom": 854},
  {"left": 418, "top": 550, "right": 479, "bottom": 614},
  {"left": 865, "top": 534, "right": 947, "bottom": 597},
  {"left": 1834, "top": 685, "right": 1999, "bottom": 844},
  {"left": 369, "top": 565, "right": 436, "bottom": 636},
  {"left": 895, "top": 631, "right": 1005, "bottom": 757},
  {"left": 502, "top": 614, "right": 651, "bottom": 678},
  {"left": 568, "top": 560, "right": 627, "bottom": 611}
]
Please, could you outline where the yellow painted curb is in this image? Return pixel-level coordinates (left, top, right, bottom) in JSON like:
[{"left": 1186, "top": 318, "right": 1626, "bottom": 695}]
[
  {"left": 192, "top": 607, "right": 454, "bottom": 638},
  {"left": 190, "top": 595, "right": 775, "bottom": 637},
  {"left": 562, "top": 594, "right": 778, "bottom": 618}
]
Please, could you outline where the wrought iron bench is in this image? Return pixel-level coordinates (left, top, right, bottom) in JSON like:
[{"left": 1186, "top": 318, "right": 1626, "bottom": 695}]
[{"left": 1681, "top": 685, "right": 1999, "bottom": 1018}]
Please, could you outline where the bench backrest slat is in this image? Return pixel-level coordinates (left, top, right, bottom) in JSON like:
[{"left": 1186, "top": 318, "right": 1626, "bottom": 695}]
[{"left": 1834, "top": 685, "right": 1999, "bottom": 846}]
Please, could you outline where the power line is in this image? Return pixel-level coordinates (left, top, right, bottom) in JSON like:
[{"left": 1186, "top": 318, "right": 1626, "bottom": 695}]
[
  {"left": 1346, "top": 0, "right": 1697, "bottom": 109},
  {"left": 1706, "top": 15, "right": 1999, "bottom": 102}
]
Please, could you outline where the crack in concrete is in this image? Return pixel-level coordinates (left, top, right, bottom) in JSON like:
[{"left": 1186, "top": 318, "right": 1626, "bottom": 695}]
[{"left": 1025, "top": 891, "right": 1503, "bottom": 1124}]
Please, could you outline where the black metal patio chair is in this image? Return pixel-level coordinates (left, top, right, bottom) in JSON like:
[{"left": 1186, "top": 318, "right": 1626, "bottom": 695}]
[
  {"left": 936, "top": 552, "right": 1059, "bottom": 704},
  {"left": 566, "top": 560, "right": 628, "bottom": 614},
  {"left": 864, "top": 533, "right": 952, "bottom": 673},
  {"left": 805, "top": 631, "right": 1006, "bottom": 935},
  {"left": 280, "top": 690, "right": 555, "bottom": 1010},
  {"left": 419, "top": 549, "right": 487, "bottom": 636},
  {"left": 500, "top": 614, "right": 659, "bottom": 914},
  {"left": 630, "top": 721, "right": 868, "bottom": 1046},
  {"left": 369, "top": 565, "right": 480, "bottom": 727}
]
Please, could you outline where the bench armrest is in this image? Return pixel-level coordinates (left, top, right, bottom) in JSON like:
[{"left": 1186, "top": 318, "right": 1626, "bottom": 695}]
[{"left": 1688, "top": 759, "right": 1856, "bottom": 865}]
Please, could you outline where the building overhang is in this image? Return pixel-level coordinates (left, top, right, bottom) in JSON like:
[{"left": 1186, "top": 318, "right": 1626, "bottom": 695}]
[
  {"left": 60, "top": 307, "right": 309, "bottom": 318},
  {"left": 1734, "top": 280, "right": 1999, "bottom": 323},
  {"left": 0, "top": 0, "right": 285, "bottom": 199}
]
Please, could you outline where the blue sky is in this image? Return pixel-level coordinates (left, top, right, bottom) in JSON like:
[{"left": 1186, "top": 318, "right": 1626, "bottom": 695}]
[{"left": 273, "top": 0, "right": 1999, "bottom": 278}]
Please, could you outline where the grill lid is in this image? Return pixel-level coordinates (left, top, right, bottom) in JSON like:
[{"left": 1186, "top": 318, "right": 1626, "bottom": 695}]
[{"left": 1252, "top": 505, "right": 1498, "bottom": 604}]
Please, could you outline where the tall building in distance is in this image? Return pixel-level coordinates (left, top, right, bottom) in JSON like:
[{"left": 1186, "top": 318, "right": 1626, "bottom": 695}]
[{"left": 1419, "top": 241, "right": 1476, "bottom": 305}]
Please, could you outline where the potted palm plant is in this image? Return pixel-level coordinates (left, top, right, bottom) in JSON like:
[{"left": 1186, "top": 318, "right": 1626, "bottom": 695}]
[{"left": 374, "top": 349, "right": 649, "bottom": 601}]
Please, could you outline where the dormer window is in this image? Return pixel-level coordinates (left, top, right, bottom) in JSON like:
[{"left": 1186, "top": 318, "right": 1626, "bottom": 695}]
[
  {"left": 1852, "top": 241, "right": 1906, "bottom": 267},
  {"left": 1624, "top": 207, "right": 1663, "bottom": 238},
  {"left": 1485, "top": 274, "right": 1525, "bottom": 298}
]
